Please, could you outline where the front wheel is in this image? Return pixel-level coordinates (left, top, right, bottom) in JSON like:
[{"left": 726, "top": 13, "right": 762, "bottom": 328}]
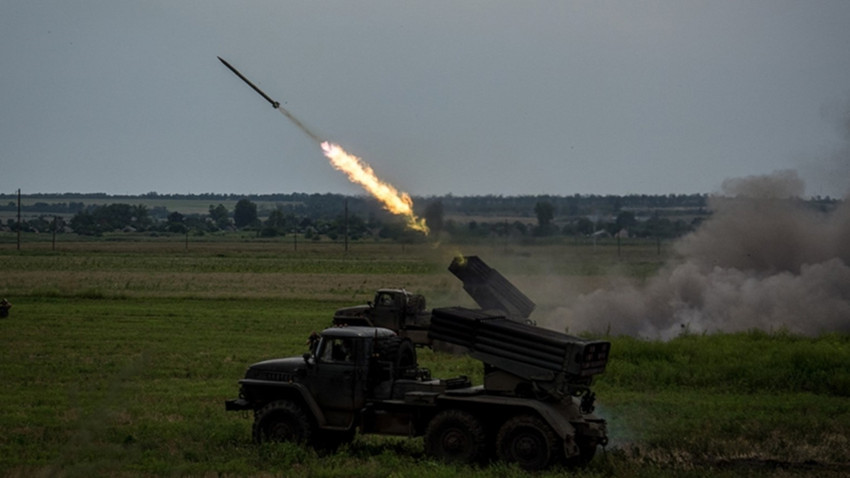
[
  {"left": 252, "top": 400, "right": 313, "bottom": 444},
  {"left": 496, "top": 414, "right": 562, "bottom": 471},
  {"left": 424, "top": 409, "right": 488, "bottom": 464}
]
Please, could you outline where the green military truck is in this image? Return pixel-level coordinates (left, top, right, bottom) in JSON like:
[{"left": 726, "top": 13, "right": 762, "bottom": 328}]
[
  {"left": 332, "top": 288, "right": 432, "bottom": 345},
  {"left": 226, "top": 257, "right": 610, "bottom": 470}
]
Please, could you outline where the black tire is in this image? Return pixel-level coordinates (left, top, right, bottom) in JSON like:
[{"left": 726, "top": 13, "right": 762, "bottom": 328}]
[
  {"left": 496, "top": 414, "right": 562, "bottom": 471},
  {"left": 395, "top": 339, "right": 416, "bottom": 373},
  {"left": 374, "top": 337, "right": 417, "bottom": 379},
  {"left": 252, "top": 400, "right": 313, "bottom": 445},
  {"left": 424, "top": 409, "right": 488, "bottom": 464}
]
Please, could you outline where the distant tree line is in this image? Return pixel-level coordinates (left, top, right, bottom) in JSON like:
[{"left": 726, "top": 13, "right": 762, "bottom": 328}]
[
  {"left": 0, "top": 201, "right": 86, "bottom": 214},
  {"left": 2, "top": 193, "right": 842, "bottom": 242}
]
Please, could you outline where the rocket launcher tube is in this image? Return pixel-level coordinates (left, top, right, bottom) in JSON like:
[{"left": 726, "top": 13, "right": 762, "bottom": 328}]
[{"left": 428, "top": 307, "right": 611, "bottom": 396}]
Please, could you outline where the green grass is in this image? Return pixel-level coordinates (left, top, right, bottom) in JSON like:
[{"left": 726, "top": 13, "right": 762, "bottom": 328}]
[
  {"left": 0, "top": 241, "right": 848, "bottom": 477},
  {"left": 602, "top": 332, "right": 850, "bottom": 395}
]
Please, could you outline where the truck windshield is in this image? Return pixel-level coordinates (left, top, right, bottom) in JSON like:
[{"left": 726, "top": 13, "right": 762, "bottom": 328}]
[
  {"left": 318, "top": 337, "right": 355, "bottom": 363},
  {"left": 376, "top": 293, "right": 395, "bottom": 307}
]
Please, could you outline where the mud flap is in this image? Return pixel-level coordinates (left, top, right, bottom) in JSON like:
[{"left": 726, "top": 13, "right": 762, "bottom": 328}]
[{"left": 225, "top": 398, "right": 252, "bottom": 411}]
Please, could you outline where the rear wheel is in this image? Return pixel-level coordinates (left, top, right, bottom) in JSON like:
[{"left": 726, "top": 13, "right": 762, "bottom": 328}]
[
  {"left": 424, "top": 409, "right": 487, "bottom": 464},
  {"left": 374, "top": 337, "right": 417, "bottom": 379},
  {"left": 496, "top": 414, "right": 562, "bottom": 471},
  {"left": 252, "top": 400, "right": 313, "bottom": 444}
]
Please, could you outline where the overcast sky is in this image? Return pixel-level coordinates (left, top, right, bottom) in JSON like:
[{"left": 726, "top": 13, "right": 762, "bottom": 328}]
[{"left": 2, "top": 1, "right": 850, "bottom": 198}]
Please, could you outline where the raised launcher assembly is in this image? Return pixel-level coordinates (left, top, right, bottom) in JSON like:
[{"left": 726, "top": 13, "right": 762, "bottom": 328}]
[
  {"left": 429, "top": 307, "right": 610, "bottom": 398},
  {"left": 448, "top": 255, "right": 536, "bottom": 323}
]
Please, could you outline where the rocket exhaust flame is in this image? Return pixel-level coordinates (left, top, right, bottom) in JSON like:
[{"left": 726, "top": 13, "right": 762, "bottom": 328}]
[
  {"left": 321, "top": 142, "right": 429, "bottom": 234},
  {"left": 218, "top": 56, "right": 428, "bottom": 235}
]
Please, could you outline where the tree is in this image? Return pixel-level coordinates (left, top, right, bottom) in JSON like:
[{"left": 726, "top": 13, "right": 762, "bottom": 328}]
[
  {"left": 534, "top": 201, "right": 556, "bottom": 236},
  {"left": 260, "top": 208, "right": 287, "bottom": 237},
  {"left": 575, "top": 217, "right": 595, "bottom": 236},
  {"left": 378, "top": 221, "right": 404, "bottom": 240},
  {"left": 166, "top": 211, "right": 187, "bottom": 233},
  {"left": 233, "top": 199, "right": 258, "bottom": 229},
  {"left": 615, "top": 211, "right": 637, "bottom": 231},
  {"left": 68, "top": 203, "right": 151, "bottom": 235},
  {"left": 209, "top": 204, "right": 230, "bottom": 229},
  {"left": 534, "top": 201, "right": 554, "bottom": 228},
  {"left": 69, "top": 210, "right": 98, "bottom": 235},
  {"left": 423, "top": 201, "right": 444, "bottom": 237}
]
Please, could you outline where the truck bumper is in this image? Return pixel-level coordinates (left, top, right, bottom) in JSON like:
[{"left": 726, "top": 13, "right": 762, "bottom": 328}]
[{"left": 225, "top": 398, "right": 252, "bottom": 411}]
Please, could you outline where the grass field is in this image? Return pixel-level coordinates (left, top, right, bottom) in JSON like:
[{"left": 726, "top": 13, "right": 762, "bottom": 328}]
[{"left": 1, "top": 239, "right": 848, "bottom": 477}]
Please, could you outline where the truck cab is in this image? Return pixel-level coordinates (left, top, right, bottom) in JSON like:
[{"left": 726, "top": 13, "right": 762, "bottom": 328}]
[
  {"left": 333, "top": 289, "right": 431, "bottom": 344},
  {"left": 227, "top": 327, "right": 417, "bottom": 434}
]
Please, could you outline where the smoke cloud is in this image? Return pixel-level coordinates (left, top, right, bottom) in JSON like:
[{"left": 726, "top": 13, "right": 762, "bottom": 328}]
[{"left": 559, "top": 170, "right": 850, "bottom": 338}]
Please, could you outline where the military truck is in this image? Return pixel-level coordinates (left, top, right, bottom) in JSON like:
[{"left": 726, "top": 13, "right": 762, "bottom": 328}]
[
  {"left": 226, "top": 258, "right": 610, "bottom": 470},
  {"left": 332, "top": 288, "right": 432, "bottom": 344},
  {"left": 332, "top": 256, "right": 537, "bottom": 345}
]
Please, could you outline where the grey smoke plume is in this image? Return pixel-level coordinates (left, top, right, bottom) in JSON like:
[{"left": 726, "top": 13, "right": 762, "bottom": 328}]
[{"left": 560, "top": 170, "right": 850, "bottom": 338}]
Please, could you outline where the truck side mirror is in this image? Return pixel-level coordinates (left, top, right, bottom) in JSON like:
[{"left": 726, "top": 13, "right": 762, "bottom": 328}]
[{"left": 302, "top": 353, "right": 313, "bottom": 365}]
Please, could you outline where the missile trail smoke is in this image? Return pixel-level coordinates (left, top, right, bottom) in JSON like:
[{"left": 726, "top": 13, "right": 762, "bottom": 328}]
[
  {"left": 218, "top": 56, "right": 428, "bottom": 234},
  {"left": 277, "top": 106, "right": 324, "bottom": 145}
]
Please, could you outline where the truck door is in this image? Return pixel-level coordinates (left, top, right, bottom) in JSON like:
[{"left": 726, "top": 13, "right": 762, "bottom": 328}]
[
  {"left": 312, "top": 337, "right": 366, "bottom": 427},
  {"left": 372, "top": 291, "right": 402, "bottom": 330}
]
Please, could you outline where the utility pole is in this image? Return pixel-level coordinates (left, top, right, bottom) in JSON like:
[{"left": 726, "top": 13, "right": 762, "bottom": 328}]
[
  {"left": 504, "top": 219, "right": 509, "bottom": 252},
  {"left": 654, "top": 210, "right": 661, "bottom": 256},
  {"left": 16, "top": 189, "right": 21, "bottom": 250},
  {"left": 617, "top": 233, "right": 621, "bottom": 259},
  {"left": 344, "top": 199, "right": 349, "bottom": 253}
]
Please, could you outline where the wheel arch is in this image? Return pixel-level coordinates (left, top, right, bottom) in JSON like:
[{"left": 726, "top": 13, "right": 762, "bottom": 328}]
[
  {"left": 434, "top": 395, "right": 576, "bottom": 440},
  {"left": 423, "top": 407, "right": 489, "bottom": 464},
  {"left": 253, "top": 399, "right": 314, "bottom": 444},
  {"left": 241, "top": 379, "right": 329, "bottom": 428}
]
